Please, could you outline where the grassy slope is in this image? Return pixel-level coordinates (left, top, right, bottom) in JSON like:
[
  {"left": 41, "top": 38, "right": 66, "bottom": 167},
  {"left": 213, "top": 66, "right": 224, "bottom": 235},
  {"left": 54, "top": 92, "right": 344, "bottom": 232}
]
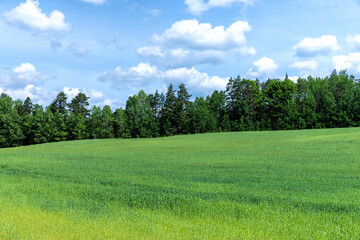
[{"left": 0, "top": 128, "right": 359, "bottom": 239}]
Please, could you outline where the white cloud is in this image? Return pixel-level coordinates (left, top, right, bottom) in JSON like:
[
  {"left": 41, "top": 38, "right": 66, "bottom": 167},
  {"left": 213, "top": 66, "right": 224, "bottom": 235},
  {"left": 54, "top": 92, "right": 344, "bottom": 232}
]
[
  {"left": 248, "top": 57, "right": 278, "bottom": 77},
  {"left": 88, "top": 89, "right": 122, "bottom": 108},
  {"left": 0, "top": 63, "right": 54, "bottom": 89},
  {"left": 63, "top": 87, "right": 81, "bottom": 100},
  {"left": 153, "top": 19, "right": 251, "bottom": 50},
  {"left": 2, "top": 85, "right": 53, "bottom": 105},
  {"left": 164, "top": 67, "right": 228, "bottom": 93},
  {"left": 138, "top": 20, "right": 255, "bottom": 67},
  {"left": 4, "top": 0, "right": 70, "bottom": 31},
  {"left": 293, "top": 35, "right": 339, "bottom": 57},
  {"left": 185, "top": 0, "right": 254, "bottom": 15},
  {"left": 332, "top": 52, "right": 360, "bottom": 72},
  {"left": 137, "top": 46, "right": 226, "bottom": 67},
  {"left": 80, "top": 0, "right": 106, "bottom": 4},
  {"left": 90, "top": 89, "right": 104, "bottom": 99},
  {"left": 290, "top": 60, "right": 319, "bottom": 71},
  {"left": 346, "top": 35, "right": 360, "bottom": 50},
  {"left": 235, "top": 47, "right": 257, "bottom": 56},
  {"left": 62, "top": 87, "right": 121, "bottom": 108},
  {"left": 98, "top": 63, "right": 160, "bottom": 90},
  {"left": 287, "top": 76, "right": 299, "bottom": 83},
  {"left": 137, "top": 46, "right": 167, "bottom": 58},
  {"left": 98, "top": 62, "right": 228, "bottom": 94},
  {"left": 13, "top": 63, "right": 36, "bottom": 74}
]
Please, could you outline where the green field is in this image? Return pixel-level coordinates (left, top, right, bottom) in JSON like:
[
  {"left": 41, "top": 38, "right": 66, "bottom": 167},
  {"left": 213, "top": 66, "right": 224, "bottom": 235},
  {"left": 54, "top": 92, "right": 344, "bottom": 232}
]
[{"left": 0, "top": 128, "right": 359, "bottom": 239}]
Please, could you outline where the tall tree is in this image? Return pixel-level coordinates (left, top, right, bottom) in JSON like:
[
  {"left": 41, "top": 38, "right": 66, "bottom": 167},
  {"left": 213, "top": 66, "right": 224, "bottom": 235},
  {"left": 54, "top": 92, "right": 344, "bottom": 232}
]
[
  {"left": 18, "top": 97, "right": 34, "bottom": 117},
  {"left": 67, "top": 112, "right": 88, "bottom": 140},
  {"left": 263, "top": 78, "right": 297, "bottom": 130},
  {"left": 0, "top": 96, "right": 24, "bottom": 147},
  {"left": 113, "top": 108, "right": 129, "bottom": 138},
  {"left": 160, "top": 84, "right": 177, "bottom": 136},
  {"left": 175, "top": 83, "right": 192, "bottom": 134},
  {"left": 87, "top": 106, "right": 103, "bottom": 139},
  {"left": 68, "top": 92, "right": 90, "bottom": 118},
  {"left": 50, "top": 110, "right": 68, "bottom": 142},
  {"left": 27, "top": 105, "right": 53, "bottom": 144},
  {"left": 50, "top": 92, "right": 68, "bottom": 115},
  {"left": 188, "top": 97, "right": 217, "bottom": 133},
  {"left": 126, "top": 90, "right": 156, "bottom": 138},
  {"left": 101, "top": 105, "right": 114, "bottom": 138}
]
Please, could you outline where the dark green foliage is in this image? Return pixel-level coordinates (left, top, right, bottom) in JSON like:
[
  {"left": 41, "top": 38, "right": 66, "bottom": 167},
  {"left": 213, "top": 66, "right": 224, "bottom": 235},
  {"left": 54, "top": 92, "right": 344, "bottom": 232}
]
[
  {"left": 50, "top": 111, "right": 68, "bottom": 142},
  {"left": 175, "top": 83, "right": 192, "bottom": 134},
  {"left": 0, "top": 96, "right": 24, "bottom": 147},
  {"left": 1, "top": 70, "right": 360, "bottom": 148},
  {"left": 50, "top": 92, "right": 68, "bottom": 115},
  {"left": 125, "top": 90, "right": 157, "bottom": 138},
  {"left": 160, "top": 84, "right": 177, "bottom": 136},
  {"left": 226, "top": 76, "right": 262, "bottom": 131},
  {"left": 27, "top": 105, "right": 53, "bottom": 144},
  {"left": 113, "top": 108, "right": 129, "bottom": 138},
  {"left": 263, "top": 78, "right": 297, "bottom": 130},
  {"left": 17, "top": 97, "right": 34, "bottom": 117},
  {"left": 101, "top": 105, "right": 115, "bottom": 139},
  {"left": 188, "top": 97, "right": 217, "bottom": 133},
  {"left": 87, "top": 106, "right": 103, "bottom": 139},
  {"left": 68, "top": 92, "right": 90, "bottom": 118},
  {"left": 66, "top": 113, "right": 88, "bottom": 140},
  {"left": 87, "top": 105, "right": 114, "bottom": 139}
]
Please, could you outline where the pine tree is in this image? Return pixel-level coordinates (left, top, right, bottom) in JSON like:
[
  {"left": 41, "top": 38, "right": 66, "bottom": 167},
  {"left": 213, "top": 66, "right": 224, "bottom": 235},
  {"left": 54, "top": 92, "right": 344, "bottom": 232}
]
[
  {"left": 160, "top": 84, "right": 177, "bottom": 136},
  {"left": 68, "top": 92, "right": 90, "bottom": 118},
  {"left": 175, "top": 83, "right": 191, "bottom": 134},
  {"left": 50, "top": 92, "right": 68, "bottom": 115}
]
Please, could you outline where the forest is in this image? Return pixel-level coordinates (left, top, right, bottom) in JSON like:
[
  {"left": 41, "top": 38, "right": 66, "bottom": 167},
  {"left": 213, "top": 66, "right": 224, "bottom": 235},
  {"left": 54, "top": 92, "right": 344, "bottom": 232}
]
[{"left": 0, "top": 70, "right": 359, "bottom": 148}]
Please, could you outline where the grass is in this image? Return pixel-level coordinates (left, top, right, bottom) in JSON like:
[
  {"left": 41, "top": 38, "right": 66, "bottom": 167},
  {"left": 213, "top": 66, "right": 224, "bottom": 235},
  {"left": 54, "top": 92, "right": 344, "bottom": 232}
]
[{"left": 0, "top": 128, "right": 359, "bottom": 239}]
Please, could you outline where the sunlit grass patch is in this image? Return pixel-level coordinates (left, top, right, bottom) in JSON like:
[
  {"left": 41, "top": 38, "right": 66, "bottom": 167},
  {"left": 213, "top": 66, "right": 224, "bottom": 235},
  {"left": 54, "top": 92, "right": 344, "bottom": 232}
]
[{"left": 0, "top": 128, "right": 359, "bottom": 239}]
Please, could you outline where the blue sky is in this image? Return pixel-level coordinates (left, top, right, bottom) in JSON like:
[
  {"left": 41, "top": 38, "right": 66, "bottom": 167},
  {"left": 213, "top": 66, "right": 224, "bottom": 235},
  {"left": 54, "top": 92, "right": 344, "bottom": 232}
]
[{"left": 1, "top": 0, "right": 360, "bottom": 107}]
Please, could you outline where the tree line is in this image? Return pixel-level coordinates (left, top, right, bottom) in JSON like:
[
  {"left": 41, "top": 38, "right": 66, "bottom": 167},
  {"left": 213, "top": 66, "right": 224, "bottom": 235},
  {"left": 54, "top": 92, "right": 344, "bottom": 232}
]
[{"left": 1, "top": 70, "right": 360, "bottom": 148}]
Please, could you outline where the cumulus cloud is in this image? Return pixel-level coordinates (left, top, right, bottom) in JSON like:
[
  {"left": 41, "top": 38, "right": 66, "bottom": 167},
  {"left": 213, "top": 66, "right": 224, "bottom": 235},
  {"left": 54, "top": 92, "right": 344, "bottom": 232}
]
[
  {"left": 290, "top": 60, "right": 319, "bottom": 71},
  {"left": 153, "top": 20, "right": 251, "bottom": 50},
  {"left": 63, "top": 87, "right": 82, "bottom": 100},
  {"left": 90, "top": 89, "right": 104, "bottom": 99},
  {"left": 4, "top": 0, "right": 70, "bottom": 31},
  {"left": 137, "top": 46, "right": 167, "bottom": 58},
  {"left": 0, "top": 63, "right": 54, "bottom": 89},
  {"left": 346, "top": 35, "right": 360, "bottom": 50},
  {"left": 137, "top": 46, "right": 226, "bottom": 67},
  {"left": 235, "top": 47, "right": 257, "bottom": 56},
  {"left": 247, "top": 57, "right": 278, "bottom": 77},
  {"left": 80, "top": 0, "right": 106, "bottom": 5},
  {"left": 138, "top": 20, "right": 255, "bottom": 67},
  {"left": 288, "top": 76, "right": 299, "bottom": 83},
  {"left": 0, "top": 63, "right": 57, "bottom": 105},
  {"left": 98, "top": 63, "right": 160, "bottom": 90},
  {"left": 98, "top": 62, "right": 228, "bottom": 94},
  {"left": 333, "top": 52, "right": 360, "bottom": 73},
  {"left": 164, "top": 67, "right": 228, "bottom": 92},
  {"left": 2, "top": 84, "right": 52, "bottom": 105},
  {"left": 293, "top": 35, "right": 339, "bottom": 57},
  {"left": 185, "top": 0, "right": 254, "bottom": 15},
  {"left": 89, "top": 91, "right": 122, "bottom": 108},
  {"left": 62, "top": 87, "right": 120, "bottom": 108}
]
